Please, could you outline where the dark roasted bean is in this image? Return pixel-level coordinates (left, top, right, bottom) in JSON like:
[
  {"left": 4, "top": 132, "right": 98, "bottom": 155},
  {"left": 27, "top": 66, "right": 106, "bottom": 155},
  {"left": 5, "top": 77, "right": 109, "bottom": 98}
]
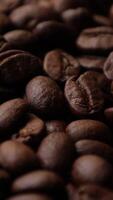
[
  {"left": 66, "top": 120, "right": 112, "bottom": 144},
  {"left": 44, "top": 49, "right": 80, "bottom": 83},
  {"left": 65, "top": 71, "right": 104, "bottom": 115},
  {"left": 37, "top": 132, "right": 75, "bottom": 174},
  {"left": 71, "top": 155, "right": 113, "bottom": 186},
  {"left": 26, "top": 76, "right": 65, "bottom": 118}
]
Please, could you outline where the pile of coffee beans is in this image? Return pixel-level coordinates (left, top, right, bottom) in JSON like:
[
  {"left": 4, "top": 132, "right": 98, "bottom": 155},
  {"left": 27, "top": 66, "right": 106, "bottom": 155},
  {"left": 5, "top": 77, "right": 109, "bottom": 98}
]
[{"left": 1, "top": 0, "right": 113, "bottom": 199}]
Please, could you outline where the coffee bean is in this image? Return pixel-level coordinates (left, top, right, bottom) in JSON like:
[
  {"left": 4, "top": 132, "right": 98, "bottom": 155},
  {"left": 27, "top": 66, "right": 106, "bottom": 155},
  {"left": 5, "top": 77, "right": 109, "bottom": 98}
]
[
  {"left": 10, "top": 4, "right": 60, "bottom": 30},
  {"left": 75, "top": 139, "right": 113, "bottom": 164},
  {"left": 66, "top": 120, "right": 112, "bottom": 144},
  {"left": 11, "top": 170, "right": 65, "bottom": 196},
  {"left": 0, "top": 50, "right": 42, "bottom": 85},
  {"left": 92, "top": 15, "right": 111, "bottom": 27},
  {"left": 65, "top": 71, "right": 104, "bottom": 115},
  {"left": 0, "top": 0, "right": 22, "bottom": 13},
  {"left": 12, "top": 113, "right": 46, "bottom": 147},
  {"left": 78, "top": 55, "right": 106, "bottom": 71},
  {"left": 33, "top": 21, "right": 74, "bottom": 51},
  {"left": 0, "top": 140, "right": 39, "bottom": 174},
  {"left": 76, "top": 27, "right": 113, "bottom": 54},
  {"left": 46, "top": 120, "right": 66, "bottom": 134},
  {"left": 71, "top": 155, "right": 113, "bottom": 186},
  {"left": 53, "top": 0, "right": 89, "bottom": 12},
  {"left": 44, "top": 49, "right": 80, "bottom": 83},
  {"left": 26, "top": 76, "right": 65, "bottom": 118},
  {"left": 4, "top": 30, "right": 34, "bottom": 50},
  {"left": 7, "top": 194, "right": 52, "bottom": 200},
  {"left": 62, "top": 8, "right": 91, "bottom": 32},
  {"left": 37, "top": 132, "right": 75, "bottom": 174},
  {"left": 77, "top": 184, "right": 113, "bottom": 200},
  {"left": 0, "top": 98, "right": 27, "bottom": 137}
]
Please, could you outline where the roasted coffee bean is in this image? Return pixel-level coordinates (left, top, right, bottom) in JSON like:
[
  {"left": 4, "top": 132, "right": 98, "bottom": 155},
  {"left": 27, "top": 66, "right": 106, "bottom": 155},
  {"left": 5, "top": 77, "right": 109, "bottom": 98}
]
[
  {"left": 76, "top": 27, "right": 113, "bottom": 54},
  {"left": 65, "top": 71, "right": 104, "bottom": 115},
  {"left": 71, "top": 155, "right": 113, "bottom": 186},
  {"left": 46, "top": 120, "right": 66, "bottom": 134},
  {"left": 7, "top": 194, "right": 52, "bottom": 200},
  {"left": 12, "top": 114, "right": 45, "bottom": 147},
  {"left": 53, "top": 0, "right": 89, "bottom": 12},
  {"left": 0, "top": 98, "right": 27, "bottom": 137},
  {"left": 11, "top": 170, "right": 65, "bottom": 196},
  {"left": 78, "top": 55, "right": 106, "bottom": 71},
  {"left": 0, "top": 140, "right": 39, "bottom": 174},
  {"left": 104, "top": 52, "right": 113, "bottom": 80},
  {"left": 62, "top": 8, "right": 91, "bottom": 32},
  {"left": 26, "top": 76, "right": 65, "bottom": 118},
  {"left": 0, "top": 50, "right": 41, "bottom": 85},
  {"left": 92, "top": 15, "right": 111, "bottom": 27},
  {"left": 0, "top": 0, "right": 22, "bottom": 13},
  {"left": 76, "top": 184, "right": 113, "bottom": 200},
  {"left": 10, "top": 4, "right": 60, "bottom": 30},
  {"left": 75, "top": 139, "right": 113, "bottom": 164},
  {"left": 37, "top": 132, "right": 75, "bottom": 174},
  {"left": 66, "top": 120, "right": 112, "bottom": 144},
  {"left": 4, "top": 30, "right": 34, "bottom": 50},
  {"left": 44, "top": 49, "right": 80, "bottom": 83},
  {"left": 33, "top": 21, "right": 74, "bottom": 51}
]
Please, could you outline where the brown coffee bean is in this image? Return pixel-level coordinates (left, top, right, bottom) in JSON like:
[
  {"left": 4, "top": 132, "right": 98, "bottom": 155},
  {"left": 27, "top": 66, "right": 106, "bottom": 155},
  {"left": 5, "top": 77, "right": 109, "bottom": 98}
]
[
  {"left": 33, "top": 21, "right": 74, "bottom": 51},
  {"left": 104, "top": 52, "right": 113, "bottom": 80},
  {"left": 11, "top": 170, "right": 65, "bottom": 195},
  {"left": 0, "top": 50, "right": 41, "bottom": 85},
  {"left": 64, "top": 71, "right": 104, "bottom": 115},
  {"left": 0, "top": 0, "right": 22, "bottom": 13},
  {"left": 75, "top": 139, "right": 113, "bottom": 164},
  {"left": 44, "top": 49, "right": 80, "bottom": 83},
  {"left": 62, "top": 8, "right": 91, "bottom": 32},
  {"left": 77, "top": 184, "right": 113, "bottom": 200},
  {"left": 46, "top": 120, "right": 66, "bottom": 134},
  {"left": 92, "top": 15, "right": 111, "bottom": 27},
  {"left": 53, "top": 0, "right": 88, "bottom": 12},
  {"left": 4, "top": 30, "right": 34, "bottom": 50},
  {"left": 0, "top": 140, "right": 39, "bottom": 174},
  {"left": 76, "top": 26, "right": 113, "bottom": 54},
  {"left": 0, "top": 98, "right": 28, "bottom": 136},
  {"left": 71, "top": 155, "right": 113, "bottom": 186},
  {"left": 7, "top": 194, "right": 52, "bottom": 200},
  {"left": 37, "top": 132, "right": 75, "bottom": 174},
  {"left": 66, "top": 120, "right": 112, "bottom": 144},
  {"left": 26, "top": 76, "right": 65, "bottom": 118},
  {"left": 13, "top": 113, "right": 46, "bottom": 147},
  {"left": 78, "top": 55, "right": 106, "bottom": 71},
  {"left": 10, "top": 4, "right": 60, "bottom": 30}
]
